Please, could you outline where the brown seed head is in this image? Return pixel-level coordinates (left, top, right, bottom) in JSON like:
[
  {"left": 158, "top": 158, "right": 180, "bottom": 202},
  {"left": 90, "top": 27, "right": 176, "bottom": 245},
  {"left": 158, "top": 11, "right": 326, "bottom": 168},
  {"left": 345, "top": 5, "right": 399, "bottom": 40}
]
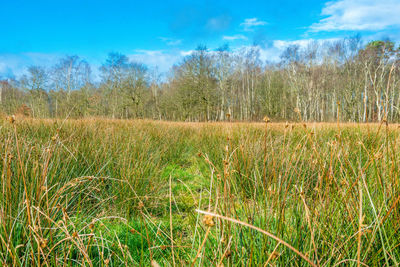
[
  {"left": 40, "top": 238, "right": 48, "bottom": 249},
  {"left": 138, "top": 201, "right": 144, "bottom": 210},
  {"left": 9, "top": 115, "right": 15, "bottom": 124},
  {"left": 203, "top": 214, "right": 215, "bottom": 227}
]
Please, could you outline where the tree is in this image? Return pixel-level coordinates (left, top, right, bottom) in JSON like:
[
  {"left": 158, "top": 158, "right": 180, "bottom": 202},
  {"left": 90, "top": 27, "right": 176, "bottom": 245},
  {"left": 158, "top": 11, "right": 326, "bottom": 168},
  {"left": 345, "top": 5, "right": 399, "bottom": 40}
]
[
  {"left": 20, "top": 66, "right": 50, "bottom": 117},
  {"left": 51, "top": 55, "right": 91, "bottom": 117},
  {"left": 100, "top": 53, "right": 129, "bottom": 118},
  {"left": 170, "top": 45, "right": 217, "bottom": 121},
  {"left": 213, "top": 44, "right": 233, "bottom": 120}
]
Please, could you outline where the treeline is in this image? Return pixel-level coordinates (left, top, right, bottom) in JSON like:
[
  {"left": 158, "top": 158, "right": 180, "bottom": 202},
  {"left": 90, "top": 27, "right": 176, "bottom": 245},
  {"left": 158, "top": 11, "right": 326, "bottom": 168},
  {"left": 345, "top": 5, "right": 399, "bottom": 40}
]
[{"left": 1, "top": 36, "right": 399, "bottom": 122}]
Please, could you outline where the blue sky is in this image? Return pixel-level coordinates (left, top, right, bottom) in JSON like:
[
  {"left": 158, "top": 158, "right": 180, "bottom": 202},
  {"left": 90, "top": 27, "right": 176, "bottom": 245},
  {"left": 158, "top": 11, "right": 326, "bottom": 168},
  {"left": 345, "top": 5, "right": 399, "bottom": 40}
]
[{"left": 1, "top": 0, "right": 400, "bottom": 78}]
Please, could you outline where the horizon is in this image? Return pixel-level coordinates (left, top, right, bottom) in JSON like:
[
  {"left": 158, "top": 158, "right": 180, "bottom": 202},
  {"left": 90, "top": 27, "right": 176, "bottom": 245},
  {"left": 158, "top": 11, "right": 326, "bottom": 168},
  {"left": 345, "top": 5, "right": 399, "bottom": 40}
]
[{"left": 1, "top": 0, "right": 400, "bottom": 80}]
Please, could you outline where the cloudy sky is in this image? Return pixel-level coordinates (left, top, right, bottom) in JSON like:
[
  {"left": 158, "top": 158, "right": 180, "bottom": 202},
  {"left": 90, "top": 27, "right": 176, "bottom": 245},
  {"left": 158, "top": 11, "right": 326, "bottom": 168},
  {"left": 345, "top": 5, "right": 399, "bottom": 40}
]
[{"left": 1, "top": 0, "right": 400, "bottom": 78}]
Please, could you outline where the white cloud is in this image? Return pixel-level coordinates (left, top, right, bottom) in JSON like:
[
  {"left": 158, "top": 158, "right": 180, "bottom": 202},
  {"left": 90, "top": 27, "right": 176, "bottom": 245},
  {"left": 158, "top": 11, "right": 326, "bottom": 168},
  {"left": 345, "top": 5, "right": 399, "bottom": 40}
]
[
  {"left": 176, "top": 40, "right": 319, "bottom": 64},
  {"left": 273, "top": 38, "right": 339, "bottom": 50},
  {"left": 128, "top": 50, "right": 183, "bottom": 73},
  {"left": 0, "top": 55, "right": 25, "bottom": 78},
  {"left": 240, "top": 18, "right": 268, "bottom": 31},
  {"left": 0, "top": 50, "right": 183, "bottom": 79},
  {"left": 180, "top": 50, "right": 194, "bottom": 57},
  {"left": 0, "top": 62, "right": 7, "bottom": 74},
  {"left": 159, "top": 37, "right": 182, "bottom": 46},
  {"left": 0, "top": 52, "right": 93, "bottom": 79},
  {"left": 273, "top": 40, "right": 313, "bottom": 50},
  {"left": 0, "top": 53, "right": 60, "bottom": 78},
  {"left": 234, "top": 38, "right": 341, "bottom": 63},
  {"left": 0, "top": 37, "right": 355, "bottom": 80},
  {"left": 310, "top": 0, "right": 400, "bottom": 32},
  {"left": 223, "top": 34, "right": 248, "bottom": 41}
]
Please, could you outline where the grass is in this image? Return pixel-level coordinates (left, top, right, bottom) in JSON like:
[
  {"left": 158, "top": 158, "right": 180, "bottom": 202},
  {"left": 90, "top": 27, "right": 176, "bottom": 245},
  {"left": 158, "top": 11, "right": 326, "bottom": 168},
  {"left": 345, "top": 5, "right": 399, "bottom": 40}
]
[{"left": 0, "top": 117, "right": 399, "bottom": 266}]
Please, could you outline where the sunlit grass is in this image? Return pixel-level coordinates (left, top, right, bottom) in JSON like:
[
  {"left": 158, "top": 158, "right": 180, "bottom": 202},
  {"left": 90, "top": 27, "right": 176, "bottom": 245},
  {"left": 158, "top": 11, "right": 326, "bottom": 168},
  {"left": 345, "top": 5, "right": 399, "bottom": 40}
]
[{"left": 0, "top": 117, "right": 399, "bottom": 266}]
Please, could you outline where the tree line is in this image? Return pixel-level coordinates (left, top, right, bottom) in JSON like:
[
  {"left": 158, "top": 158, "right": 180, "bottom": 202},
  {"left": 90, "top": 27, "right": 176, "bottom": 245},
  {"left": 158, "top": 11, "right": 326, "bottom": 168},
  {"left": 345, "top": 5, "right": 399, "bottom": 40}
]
[{"left": 1, "top": 36, "right": 399, "bottom": 122}]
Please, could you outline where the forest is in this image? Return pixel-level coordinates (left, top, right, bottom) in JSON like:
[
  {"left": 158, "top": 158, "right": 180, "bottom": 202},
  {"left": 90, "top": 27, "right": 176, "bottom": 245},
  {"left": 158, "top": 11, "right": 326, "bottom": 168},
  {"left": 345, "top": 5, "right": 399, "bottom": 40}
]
[{"left": 1, "top": 36, "right": 399, "bottom": 122}]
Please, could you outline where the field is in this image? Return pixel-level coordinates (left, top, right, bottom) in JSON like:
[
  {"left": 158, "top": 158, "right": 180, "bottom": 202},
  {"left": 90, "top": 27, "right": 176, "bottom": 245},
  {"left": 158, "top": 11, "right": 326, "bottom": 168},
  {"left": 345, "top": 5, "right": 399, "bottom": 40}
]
[{"left": 0, "top": 118, "right": 399, "bottom": 266}]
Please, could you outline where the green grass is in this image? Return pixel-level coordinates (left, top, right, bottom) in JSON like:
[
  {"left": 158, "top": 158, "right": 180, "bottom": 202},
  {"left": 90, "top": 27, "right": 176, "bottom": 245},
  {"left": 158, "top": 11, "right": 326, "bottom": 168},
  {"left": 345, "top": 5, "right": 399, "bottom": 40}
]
[{"left": 0, "top": 118, "right": 399, "bottom": 266}]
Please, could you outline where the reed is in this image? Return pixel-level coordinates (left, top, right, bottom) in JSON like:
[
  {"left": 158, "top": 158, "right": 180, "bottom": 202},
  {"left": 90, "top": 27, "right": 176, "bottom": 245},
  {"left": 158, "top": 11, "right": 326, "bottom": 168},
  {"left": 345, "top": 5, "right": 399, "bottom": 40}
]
[{"left": 0, "top": 118, "right": 399, "bottom": 266}]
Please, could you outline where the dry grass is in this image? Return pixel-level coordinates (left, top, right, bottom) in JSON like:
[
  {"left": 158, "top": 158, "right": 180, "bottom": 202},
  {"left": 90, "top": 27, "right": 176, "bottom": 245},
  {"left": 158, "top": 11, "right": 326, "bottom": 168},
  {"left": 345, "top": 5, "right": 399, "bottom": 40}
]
[{"left": 0, "top": 117, "right": 399, "bottom": 266}]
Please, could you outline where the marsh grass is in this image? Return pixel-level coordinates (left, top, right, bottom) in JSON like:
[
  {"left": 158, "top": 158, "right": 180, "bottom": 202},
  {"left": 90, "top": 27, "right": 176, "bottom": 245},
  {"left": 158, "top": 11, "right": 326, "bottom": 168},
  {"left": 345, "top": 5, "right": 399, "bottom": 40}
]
[{"left": 0, "top": 118, "right": 399, "bottom": 266}]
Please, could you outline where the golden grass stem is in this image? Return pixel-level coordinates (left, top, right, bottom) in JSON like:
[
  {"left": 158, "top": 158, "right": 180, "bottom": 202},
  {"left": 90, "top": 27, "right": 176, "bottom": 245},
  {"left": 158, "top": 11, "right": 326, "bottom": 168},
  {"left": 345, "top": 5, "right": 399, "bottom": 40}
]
[
  {"left": 196, "top": 209, "right": 317, "bottom": 267},
  {"left": 357, "top": 180, "right": 363, "bottom": 267},
  {"left": 169, "top": 175, "right": 176, "bottom": 267}
]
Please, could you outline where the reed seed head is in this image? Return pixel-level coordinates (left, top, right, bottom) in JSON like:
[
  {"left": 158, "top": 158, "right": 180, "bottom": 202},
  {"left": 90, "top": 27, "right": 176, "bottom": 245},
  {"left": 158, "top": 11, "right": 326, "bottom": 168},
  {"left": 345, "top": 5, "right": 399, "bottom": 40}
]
[
  {"left": 40, "top": 239, "right": 48, "bottom": 249},
  {"left": 138, "top": 201, "right": 144, "bottom": 210},
  {"left": 203, "top": 214, "right": 215, "bottom": 227},
  {"left": 9, "top": 115, "right": 15, "bottom": 124}
]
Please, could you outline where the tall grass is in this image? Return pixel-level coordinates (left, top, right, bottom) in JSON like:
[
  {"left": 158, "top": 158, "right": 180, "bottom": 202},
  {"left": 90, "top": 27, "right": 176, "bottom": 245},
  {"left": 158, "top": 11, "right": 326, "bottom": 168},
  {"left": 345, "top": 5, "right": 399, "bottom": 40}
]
[{"left": 0, "top": 118, "right": 399, "bottom": 266}]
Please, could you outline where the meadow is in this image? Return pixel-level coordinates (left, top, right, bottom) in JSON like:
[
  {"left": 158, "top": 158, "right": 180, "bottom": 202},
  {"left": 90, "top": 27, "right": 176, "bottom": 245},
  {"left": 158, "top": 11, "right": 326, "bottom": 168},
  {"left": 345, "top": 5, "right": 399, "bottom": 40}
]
[{"left": 0, "top": 118, "right": 399, "bottom": 266}]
